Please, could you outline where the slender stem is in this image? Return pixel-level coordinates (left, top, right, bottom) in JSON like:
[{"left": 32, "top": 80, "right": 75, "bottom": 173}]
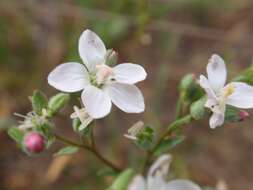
[
  {"left": 54, "top": 134, "right": 90, "bottom": 149},
  {"left": 175, "top": 93, "right": 183, "bottom": 119},
  {"left": 54, "top": 133, "right": 122, "bottom": 172},
  {"left": 142, "top": 114, "right": 193, "bottom": 172}
]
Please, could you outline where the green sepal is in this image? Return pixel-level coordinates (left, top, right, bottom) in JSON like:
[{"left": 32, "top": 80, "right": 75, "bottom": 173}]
[
  {"left": 31, "top": 90, "right": 48, "bottom": 115},
  {"left": 225, "top": 105, "right": 241, "bottom": 123}
]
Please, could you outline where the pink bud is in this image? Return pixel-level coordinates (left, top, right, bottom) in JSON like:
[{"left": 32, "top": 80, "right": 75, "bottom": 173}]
[
  {"left": 24, "top": 132, "right": 45, "bottom": 153},
  {"left": 239, "top": 110, "right": 250, "bottom": 121}
]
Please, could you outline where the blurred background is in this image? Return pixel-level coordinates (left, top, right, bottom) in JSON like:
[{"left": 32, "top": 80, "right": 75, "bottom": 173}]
[{"left": 1, "top": 0, "right": 253, "bottom": 189}]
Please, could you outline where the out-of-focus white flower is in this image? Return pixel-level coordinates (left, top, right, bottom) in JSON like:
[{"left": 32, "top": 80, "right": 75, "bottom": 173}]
[
  {"left": 199, "top": 54, "right": 253, "bottom": 129},
  {"left": 124, "top": 121, "right": 145, "bottom": 140},
  {"left": 70, "top": 106, "right": 93, "bottom": 130},
  {"left": 48, "top": 29, "right": 146, "bottom": 119},
  {"left": 128, "top": 154, "right": 201, "bottom": 190}
]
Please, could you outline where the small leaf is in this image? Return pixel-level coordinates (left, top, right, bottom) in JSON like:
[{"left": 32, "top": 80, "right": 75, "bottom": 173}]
[
  {"left": 8, "top": 127, "right": 24, "bottom": 143},
  {"left": 54, "top": 146, "right": 79, "bottom": 156},
  {"left": 31, "top": 90, "right": 48, "bottom": 115},
  {"left": 108, "top": 168, "right": 135, "bottom": 190},
  {"left": 190, "top": 96, "right": 207, "bottom": 120},
  {"left": 154, "top": 135, "right": 185, "bottom": 156},
  {"left": 48, "top": 93, "right": 70, "bottom": 117}
]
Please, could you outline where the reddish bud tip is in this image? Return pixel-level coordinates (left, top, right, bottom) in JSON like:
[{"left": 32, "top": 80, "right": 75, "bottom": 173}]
[
  {"left": 239, "top": 110, "right": 250, "bottom": 121},
  {"left": 24, "top": 132, "right": 45, "bottom": 154}
]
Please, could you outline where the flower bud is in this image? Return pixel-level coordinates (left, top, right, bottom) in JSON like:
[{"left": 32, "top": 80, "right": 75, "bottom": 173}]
[
  {"left": 239, "top": 110, "right": 250, "bottom": 121},
  {"left": 24, "top": 132, "right": 45, "bottom": 154},
  {"left": 105, "top": 49, "right": 118, "bottom": 66},
  {"left": 48, "top": 93, "right": 70, "bottom": 117}
]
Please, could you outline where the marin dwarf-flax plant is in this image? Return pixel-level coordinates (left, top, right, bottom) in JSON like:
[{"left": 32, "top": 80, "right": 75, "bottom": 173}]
[{"left": 8, "top": 29, "right": 253, "bottom": 190}]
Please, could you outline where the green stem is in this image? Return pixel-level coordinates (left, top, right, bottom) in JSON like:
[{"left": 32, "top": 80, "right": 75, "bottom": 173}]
[
  {"left": 142, "top": 114, "right": 193, "bottom": 172},
  {"left": 54, "top": 133, "right": 122, "bottom": 172},
  {"left": 175, "top": 93, "right": 184, "bottom": 119}
]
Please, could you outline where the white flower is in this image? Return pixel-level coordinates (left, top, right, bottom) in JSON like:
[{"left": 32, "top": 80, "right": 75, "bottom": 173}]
[
  {"left": 48, "top": 29, "right": 147, "bottom": 119},
  {"left": 199, "top": 54, "right": 253, "bottom": 129},
  {"left": 70, "top": 106, "right": 93, "bottom": 130},
  {"left": 124, "top": 121, "right": 145, "bottom": 140},
  {"left": 128, "top": 154, "right": 201, "bottom": 190}
]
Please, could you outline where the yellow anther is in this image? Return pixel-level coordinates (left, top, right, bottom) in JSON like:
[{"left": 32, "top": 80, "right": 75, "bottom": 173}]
[{"left": 223, "top": 84, "right": 235, "bottom": 98}]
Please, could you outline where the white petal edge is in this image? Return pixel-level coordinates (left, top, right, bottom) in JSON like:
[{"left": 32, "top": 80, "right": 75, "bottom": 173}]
[
  {"left": 148, "top": 154, "right": 171, "bottom": 178},
  {"left": 48, "top": 62, "right": 89, "bottom": 92},
  {"left": 199, "top": 75, "right": 217, "bottom": 100},
  {"left": 207, "top": 54, "right": 227, "bottom": 91},
  {"left": 209, "top": 112, "right": 224, "bottom": 129},
  {"left": 81, "top": 85, "right": 112, "bottom": 119},
  {"left": 226, "top": 82, "right": 253, "bottom": 109},
  {"left": 128, "top": 176, "right": 146, "bottom": 190},
  {"left": 105, "top": 83, "right": 145, "bottom": 113},
  {"left": 166, "top": 179, "right": 201, "bottom": 190},
  {"left": 78, "top": 29, "right": 106, "bottom": 72},
  {"left": 113, "top": 63, "right": 147, "bottom": 84}
]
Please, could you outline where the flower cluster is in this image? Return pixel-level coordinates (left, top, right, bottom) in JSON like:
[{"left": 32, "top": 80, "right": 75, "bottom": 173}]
[{"left": 8, "top": 28, "right": 253, "bottom": 189}]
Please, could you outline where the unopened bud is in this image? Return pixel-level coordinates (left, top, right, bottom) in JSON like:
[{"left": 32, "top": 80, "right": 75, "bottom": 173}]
[
  {"left": 239, "top": 110, "right": 250, "bottom": 121},
  {"left": 105, "top": 49, "right": 118, "bottom": 66},
  {"left": 24, "top": 132, "right": 45, "bottom": 154}
]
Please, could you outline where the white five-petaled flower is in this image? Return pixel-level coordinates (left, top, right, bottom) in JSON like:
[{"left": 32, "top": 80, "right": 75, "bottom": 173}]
[
  {"left": 128, "top": 154, "right": 201, "bottom": 190},
  {"left": 48, "top": 29, "right": 147, "bottom": 119},
  {"left": 199, "top": 54, "right": 253, "bottom": 129}
]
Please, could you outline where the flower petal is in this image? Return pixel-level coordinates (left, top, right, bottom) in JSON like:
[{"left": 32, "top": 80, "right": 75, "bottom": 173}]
[
  {"left": 113, "top": 63, "right": 147, "bottom": 84},
  {"left": 199, "top": 75, "right": 217, "bottom": 100},
  {"left": 226, "top": 82, "right": 253, "bottom": 108},
  {"left": 48, "top": 62, "right": 89, "bottom": 92},
  {"left": 81, "top": 85, "right": 112, "bottom": 119},
  {"left": 166, "top": 179, "right": 201, "bottom": 190},
  {"left": 148, "top": 154, "right": 171, "bottom": 178},
  {"left": 105, "top": 83, "right": 145, "bottom": 113},
  {"left": 209, "top": 112, "right": 224, "bottom": 129},
  {"left": 207, "top": 54, "right": 227, "bottom": 91},
  {"left": 128, "top": 176, "right": 146, "bottom": 190},
  {"left": 78, "top": 29, "right": 106, "bottom": 72}
]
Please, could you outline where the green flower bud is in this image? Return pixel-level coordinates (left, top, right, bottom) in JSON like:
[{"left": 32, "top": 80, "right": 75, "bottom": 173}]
[
  {"left": 225, "top": 105, "right": 250, "bottom": 123},
  {"left": 47, "top": 93, "right": 70, "bottom": 117},
  {"left": 190, "top": 96, "right": 207, "bottom": 120},
  {"left": 179, "top": 74, "right": 195, "bottom": 92},
  {"left": 179, "top": 74, "right": 204, "bottom": 102}
]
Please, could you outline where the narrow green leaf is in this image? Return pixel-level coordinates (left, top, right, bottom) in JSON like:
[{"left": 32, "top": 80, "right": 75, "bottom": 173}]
[
  {"left": 108, "top": 168, "right": 135, "bottom": 190},
  {"left": 54, "top": 146, "right": 79, "bottom": 156},
  {"left": 31, "top": 90, "right": 48, "bottom": 115},
  {"left": 154, "top": 135, "right": 185, "bottom": 156}
]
